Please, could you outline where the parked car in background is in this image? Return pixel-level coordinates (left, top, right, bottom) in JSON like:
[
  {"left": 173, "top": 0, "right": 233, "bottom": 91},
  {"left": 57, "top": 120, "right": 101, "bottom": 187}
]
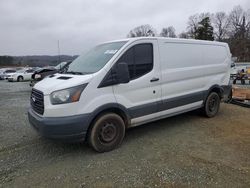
[
  {"left": 30, "top": 61, "right": 71, "bottom": 86},
  {"left": 0, "top": 69, "right": 16, "bottom": 80},
  {"left": 0, "top": 69, "right": 6, "bottom": 80},
  {"left": 8, "top": 68, "right": 36, "bottom": 82}
]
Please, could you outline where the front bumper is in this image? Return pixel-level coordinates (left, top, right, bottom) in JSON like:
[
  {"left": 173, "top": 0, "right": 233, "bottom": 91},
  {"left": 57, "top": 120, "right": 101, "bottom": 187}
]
[
  {"left": 28, "top": 108, "right": 92, "bottom": 142},
  {"left": 5, "top": 76, "right": 11, "bottom": 80}
]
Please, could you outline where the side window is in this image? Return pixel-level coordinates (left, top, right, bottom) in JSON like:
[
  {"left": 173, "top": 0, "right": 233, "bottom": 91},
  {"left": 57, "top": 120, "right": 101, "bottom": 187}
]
[
  {"left": 134, "top": 44, "right": 153, "bottom": 78},
  {"left": 117, "top": 43, "right": 153, "bottom": 80},
  {"left": 98, "top": 43, "right": 153, "bottom": 88},
  {"left": 117, "top": 47, "right": 134, "bottom": 78},
  {"left": 26, "top": 69, "right": 34, "bottom": 73}
]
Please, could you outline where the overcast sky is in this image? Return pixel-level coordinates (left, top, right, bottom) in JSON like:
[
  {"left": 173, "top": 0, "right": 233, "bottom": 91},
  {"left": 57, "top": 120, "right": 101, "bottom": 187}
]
[{"left": 0, "top": 0, "right": 249, "bottom": 56}]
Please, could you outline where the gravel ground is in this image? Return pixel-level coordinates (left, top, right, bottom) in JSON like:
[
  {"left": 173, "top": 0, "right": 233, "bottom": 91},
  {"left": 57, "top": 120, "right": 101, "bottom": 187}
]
[{"left": 0, "top": 81, "right": 250, "bottom": 188}]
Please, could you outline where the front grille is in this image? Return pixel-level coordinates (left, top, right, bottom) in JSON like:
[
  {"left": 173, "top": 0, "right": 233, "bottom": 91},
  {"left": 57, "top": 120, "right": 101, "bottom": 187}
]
[{"left": 30, "top": 89, "right": 44, "bottom": 115}]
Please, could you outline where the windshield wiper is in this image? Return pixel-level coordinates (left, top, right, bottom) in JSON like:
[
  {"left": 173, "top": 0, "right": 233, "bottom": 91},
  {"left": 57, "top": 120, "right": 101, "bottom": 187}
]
[{"left": 65, "top": 71, "right": 83, "bottom": 75}]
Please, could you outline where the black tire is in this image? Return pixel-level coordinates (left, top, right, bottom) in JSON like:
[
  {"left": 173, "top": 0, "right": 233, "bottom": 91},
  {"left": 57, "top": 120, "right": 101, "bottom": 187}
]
[
  {"left": 241, "top": 79, "right": 245, "bottom": 85},
  {"left": 88, "top": 113, "right": 125, "bottom": 152},
  {"left": 17, "top": 76, "right": 23, "bottom": 82},
  {"left": 202, "top": 92, "right": 220, "bottom": 118}
]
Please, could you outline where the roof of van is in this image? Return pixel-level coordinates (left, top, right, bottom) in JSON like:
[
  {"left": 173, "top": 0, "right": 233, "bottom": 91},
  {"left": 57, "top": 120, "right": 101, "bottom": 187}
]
[{"left": 105, "top": 37, "right": 228, "bottom": 46}]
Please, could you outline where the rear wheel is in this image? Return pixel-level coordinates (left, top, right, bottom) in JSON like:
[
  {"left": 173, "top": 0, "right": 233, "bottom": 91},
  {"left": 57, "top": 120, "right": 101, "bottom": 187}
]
[
  {"left": 17, "top": 76, "right": 23, "bottom": 82},
  {"left": 88, "top": 113, "right": 125, "bottom": 152},
  {"left": 202, "top": 92, "right": 220, "bottom": 118}
]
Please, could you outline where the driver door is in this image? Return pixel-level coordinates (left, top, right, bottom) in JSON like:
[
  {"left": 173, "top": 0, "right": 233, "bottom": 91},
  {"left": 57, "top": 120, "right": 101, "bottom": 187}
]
[{"left": 113, "top": 39, "right": 161, "bottom": 125}]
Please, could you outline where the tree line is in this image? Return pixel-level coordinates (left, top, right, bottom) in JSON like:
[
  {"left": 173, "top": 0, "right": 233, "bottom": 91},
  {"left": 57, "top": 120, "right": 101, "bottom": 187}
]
[
  {"left": 0, "top": 55, "right": 77, "bottom": 67},
  {"left": 127, "top": 5, "right": 250, "bottom": 62},
  {"left": 0, "top": 56, "right": 14, "bottom": 66}
]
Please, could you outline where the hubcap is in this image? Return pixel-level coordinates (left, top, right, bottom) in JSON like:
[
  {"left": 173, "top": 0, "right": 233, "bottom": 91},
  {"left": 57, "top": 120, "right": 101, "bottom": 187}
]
[{"left": 99, "top": 122, "right": 117, "bottom": 143}]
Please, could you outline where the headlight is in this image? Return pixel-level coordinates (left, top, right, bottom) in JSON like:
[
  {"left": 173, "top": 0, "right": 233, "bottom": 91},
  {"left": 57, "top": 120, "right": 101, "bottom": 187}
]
[
  {"left": 35, "top": 74, "right": 41, "bottom": 79},
  {"left": 50, "top": 84, "right": 88, "bottom": 105}
]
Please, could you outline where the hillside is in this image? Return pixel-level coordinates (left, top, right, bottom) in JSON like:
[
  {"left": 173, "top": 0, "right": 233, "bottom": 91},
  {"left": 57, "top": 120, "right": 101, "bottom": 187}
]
[{"left": 0, "top": 55, "right": 78, "bottom": 67}]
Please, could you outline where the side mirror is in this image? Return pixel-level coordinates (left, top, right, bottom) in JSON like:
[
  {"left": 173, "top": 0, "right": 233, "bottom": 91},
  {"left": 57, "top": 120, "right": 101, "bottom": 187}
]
[{"left": 116, "top": 62, "right": 130, "bottom": 84}]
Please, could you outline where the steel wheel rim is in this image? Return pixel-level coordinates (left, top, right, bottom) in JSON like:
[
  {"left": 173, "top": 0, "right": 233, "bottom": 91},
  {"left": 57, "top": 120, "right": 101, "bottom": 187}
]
[
  {"left": 99, "top": 122, "right": 117, "bottom": 143},
  {"left": 208, "top": 96, "right": 218, "bottom": 112}
]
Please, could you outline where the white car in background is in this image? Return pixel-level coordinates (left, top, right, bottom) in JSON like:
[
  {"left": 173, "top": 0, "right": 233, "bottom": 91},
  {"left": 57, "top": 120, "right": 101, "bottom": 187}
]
[
  {"left": 8, "top": 69, "right": 35, "bottom": 82},
  {"left": 0, "top": 69, "right": 16, "bottom": 80}
]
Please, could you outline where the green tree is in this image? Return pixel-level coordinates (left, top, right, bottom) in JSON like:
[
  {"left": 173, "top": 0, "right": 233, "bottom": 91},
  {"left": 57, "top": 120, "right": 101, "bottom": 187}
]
[{"left": 195, "top": 17, "right": 214, "bottom": 40}]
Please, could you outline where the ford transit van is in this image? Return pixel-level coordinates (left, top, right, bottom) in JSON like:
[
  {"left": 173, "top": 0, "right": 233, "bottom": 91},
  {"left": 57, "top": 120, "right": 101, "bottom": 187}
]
[{"left": 28, "top": 37, "right": 232, "bottom": 152}]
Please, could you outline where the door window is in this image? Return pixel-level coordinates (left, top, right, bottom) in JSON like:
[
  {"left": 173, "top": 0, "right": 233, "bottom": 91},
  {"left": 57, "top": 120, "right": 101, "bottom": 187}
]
[
  {"left": 26, "top": 69, "right": 34, "bottom": 73},
  {"left": 117, "top": 43, "right": 153, "bottom": 80},
  {"left": 6, "top": 70, "right": 15, "bottom": 73}
]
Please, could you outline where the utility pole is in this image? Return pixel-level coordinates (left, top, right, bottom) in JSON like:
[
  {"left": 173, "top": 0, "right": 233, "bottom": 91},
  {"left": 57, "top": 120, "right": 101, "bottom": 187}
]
[{"left": 57, "top": 40, "right": 61, "bottom": 64}]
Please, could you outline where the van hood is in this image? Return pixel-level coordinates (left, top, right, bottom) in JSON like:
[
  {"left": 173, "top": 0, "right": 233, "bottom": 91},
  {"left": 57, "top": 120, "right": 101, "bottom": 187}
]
[{"left": 33, "top": 73, "right": 94, "bottom": 95}]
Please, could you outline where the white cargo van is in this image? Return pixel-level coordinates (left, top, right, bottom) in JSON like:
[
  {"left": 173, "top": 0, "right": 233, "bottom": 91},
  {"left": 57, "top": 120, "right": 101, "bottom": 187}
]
[{"left": 28, "top": 37, "right": 232, "bottom": 152}]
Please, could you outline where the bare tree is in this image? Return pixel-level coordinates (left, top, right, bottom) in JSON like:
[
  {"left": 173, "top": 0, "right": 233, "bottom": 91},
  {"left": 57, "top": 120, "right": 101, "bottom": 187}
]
[
  {"left": 228, "top": 5, "right": 250, "bottom": 38},
  {"left": 160, "top": 26, "right": 177, "bottom": 38},
  {"left": 127, "top": 24, "right": 157, "bottom": 38},
  {"left": 178, "top": 32, "right": 189, "bottom": 38},
  {"left": 227, "top": 5, "right": 250, "bottom": 62},
  {"left": 187, "top": 14, "right": 200, "bottom": 38},
  {"left": 212, "top": 12, "right": 230, "bottom": 41}
]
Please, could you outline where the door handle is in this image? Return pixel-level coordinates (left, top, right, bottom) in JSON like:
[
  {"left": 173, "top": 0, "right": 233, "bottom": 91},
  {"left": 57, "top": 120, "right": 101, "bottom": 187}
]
[{"left": 150, "top": 77, "right": 159, "bottom": 82}]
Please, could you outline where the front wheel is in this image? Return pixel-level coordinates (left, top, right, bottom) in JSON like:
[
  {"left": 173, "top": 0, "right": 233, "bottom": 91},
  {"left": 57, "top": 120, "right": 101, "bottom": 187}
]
[
  {"left": 202, "top": 92, "right": 220, "bottom": 118},
  {"left": 17, "top": 76, "right": 24, "bottom": 82},
  {"left": 88, "top": 113, "right": 125, "bottom": 152}
]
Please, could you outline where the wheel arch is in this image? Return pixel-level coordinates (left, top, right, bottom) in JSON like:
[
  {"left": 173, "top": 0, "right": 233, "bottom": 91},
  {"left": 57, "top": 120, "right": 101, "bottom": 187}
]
[
  {"left": 204, "top": 85, "right": 224, "bottom": 100},
  {"left": 86, "top": 103, "right": 131, "bottom": 137},
  {"left": 17, "top": 75, "right": 24, "bottom": 81}
]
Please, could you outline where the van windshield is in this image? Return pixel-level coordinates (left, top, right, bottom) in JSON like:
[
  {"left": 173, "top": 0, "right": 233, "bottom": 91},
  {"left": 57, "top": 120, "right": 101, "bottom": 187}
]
[{"left": 66, "top": 41, "right": 127, "bottom": 74}]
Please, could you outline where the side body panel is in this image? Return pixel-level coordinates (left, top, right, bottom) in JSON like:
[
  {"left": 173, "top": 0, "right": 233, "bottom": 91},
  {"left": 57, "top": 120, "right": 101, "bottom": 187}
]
[
  {"left": 159, "top": 39, "right": 230, "bottom": 101},
  {"left": 23, "top": 72, "right": 33, "bottom": 80}
]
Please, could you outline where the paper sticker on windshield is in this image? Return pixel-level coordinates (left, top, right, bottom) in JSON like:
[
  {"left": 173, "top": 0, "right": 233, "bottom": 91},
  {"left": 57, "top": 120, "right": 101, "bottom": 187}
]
[{"left": 104, "top": 50, "right": 118, "bottom": 54}]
